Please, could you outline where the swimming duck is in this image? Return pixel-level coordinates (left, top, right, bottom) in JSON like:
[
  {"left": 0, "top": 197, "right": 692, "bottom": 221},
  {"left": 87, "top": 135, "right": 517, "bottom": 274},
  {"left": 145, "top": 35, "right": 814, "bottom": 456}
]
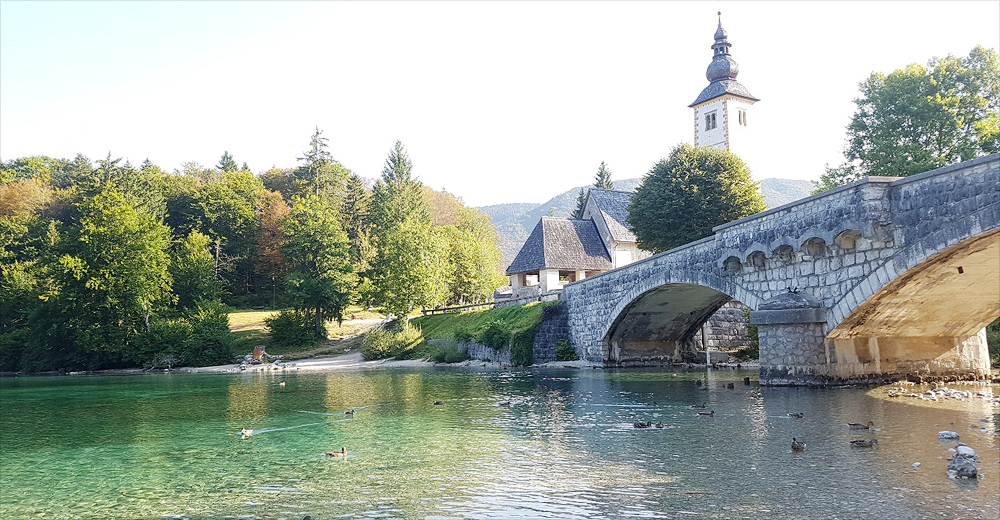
[
  {"left": 690, "top": 404, "right": 707, "bottom": 409},
  {"left": 697, "top": 410, "right": 715, "bottom": 417},
  {"left": 850, "top": 439, "right": 878, "bottom": 448},
  {"left": 433, "top": 401, "right": 444, "bottom": 406},
  {"left": 279, "top": 381, "right": 285, "bottom": 387},
  {"left": 788, "top": 412, "right": 804, "bottom": 418},
  {"left": 345, "top": 409, "right": 356, "bottom": 415},
  {"left": 655, "top": 422, "right": 664, "bottom": 429},
  {"left": 791, "top": 438, "right": 806, "bottom": 451},
  {"left": 633, "top": 421, "right": 652, "bottom": 428},
  {"left": 241, "top": 428, "right": 254, "bottom": 439},
  {"left": 848, "top": 421, "right": 874, "bottom": 430},
  {"left": 325, "top": 447, "right": 348, "bottom": 457}
]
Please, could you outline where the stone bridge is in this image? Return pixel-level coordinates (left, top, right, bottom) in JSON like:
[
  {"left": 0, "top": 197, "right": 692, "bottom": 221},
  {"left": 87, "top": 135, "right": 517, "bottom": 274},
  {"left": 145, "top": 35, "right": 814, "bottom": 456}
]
[{"left": 560, "top": 154, "right": 999, "bottom": 385}]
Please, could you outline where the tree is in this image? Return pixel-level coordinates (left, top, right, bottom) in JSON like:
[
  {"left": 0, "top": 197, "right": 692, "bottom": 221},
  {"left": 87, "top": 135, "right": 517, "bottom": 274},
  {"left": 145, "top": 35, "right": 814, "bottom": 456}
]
[
  {"left": 253, "top": 190, "right": 291, "bottom": 306},
  {"left": 573, "top": 161, "right": 615, "bottom": 218},
  {"left": 369, "top": 217, "right": 446, "bottom": 322},
  {"left": 628, "top": 144, "right": 766, "bottom": 253},
  {"left": 296, "top": 126, "right": 347, "bottom": 198},
  {"left": 170, "top": 230, "right": 222, "bottom": 309},
  {"left": 54, "top": 190, "right": 173, "bottom": 358},
  {"left": 217, "top": 151, "right": 238, "bottom": 172},
  {"left": 815, "top": 45, "right": 1000, "bottom": 192},
  {"left": 594, "top": 161, "right": 614, "bottom": 189},
  {"left": 281, "top": 195, "right": 356, "bottom": 336},
  {"left": 369, "top": 140, "right": 429, "bottom": 232},
  {"left": 341, "top": 174, "right": 374, "bottom": 273}
]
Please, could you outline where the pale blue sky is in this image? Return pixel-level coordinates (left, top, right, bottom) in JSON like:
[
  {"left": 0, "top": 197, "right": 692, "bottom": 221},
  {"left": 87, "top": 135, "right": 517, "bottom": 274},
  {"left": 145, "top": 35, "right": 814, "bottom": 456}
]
[{"left": 2, "top": 1, "right": 998, "bottom": 206}]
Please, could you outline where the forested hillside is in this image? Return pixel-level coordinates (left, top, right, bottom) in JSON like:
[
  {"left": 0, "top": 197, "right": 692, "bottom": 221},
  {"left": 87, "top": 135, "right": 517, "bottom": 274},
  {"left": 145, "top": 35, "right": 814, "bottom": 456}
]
[{"left": 0, "top": 133, "right": 506, "bottom": 372}]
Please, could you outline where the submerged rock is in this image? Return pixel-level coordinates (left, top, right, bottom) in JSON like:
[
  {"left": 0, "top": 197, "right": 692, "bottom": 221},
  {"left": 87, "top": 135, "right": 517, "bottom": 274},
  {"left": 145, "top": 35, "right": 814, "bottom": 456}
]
[
  {"left": 938, "top": 431, "right": 960, "bottom": 441},
  {"left": 947, "top": 455, "right": 978, "bottom": 479}
]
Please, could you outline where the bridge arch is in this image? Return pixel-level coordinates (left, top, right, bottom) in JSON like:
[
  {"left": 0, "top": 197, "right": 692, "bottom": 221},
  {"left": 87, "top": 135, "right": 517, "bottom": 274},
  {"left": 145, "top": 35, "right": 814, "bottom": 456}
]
[{"left": 598, "top": 269, "right": 761, "bottom": 365}]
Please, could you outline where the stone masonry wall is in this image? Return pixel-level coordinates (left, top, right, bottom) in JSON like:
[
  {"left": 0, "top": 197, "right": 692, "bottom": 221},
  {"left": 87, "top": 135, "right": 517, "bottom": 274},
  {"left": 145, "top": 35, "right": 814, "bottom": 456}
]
[{"left": 532, "top": 303, "right": 570, "bottom": 364}]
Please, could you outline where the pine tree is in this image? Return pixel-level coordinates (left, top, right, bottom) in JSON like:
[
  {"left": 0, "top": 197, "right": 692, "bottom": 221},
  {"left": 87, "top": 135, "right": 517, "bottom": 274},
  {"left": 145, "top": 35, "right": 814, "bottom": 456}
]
[
  {"left": 217, "top": 151, "right": 238, "bottom": 172},
  {"left": 594, "top": 161, "right": 614, "bottom": 189}
]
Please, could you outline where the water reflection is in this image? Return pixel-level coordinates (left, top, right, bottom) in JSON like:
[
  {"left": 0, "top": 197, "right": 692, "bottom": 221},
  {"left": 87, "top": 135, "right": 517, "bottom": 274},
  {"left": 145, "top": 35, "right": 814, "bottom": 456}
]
[{"left": 0, "top": 368, "right": 997, "bottom": 519}]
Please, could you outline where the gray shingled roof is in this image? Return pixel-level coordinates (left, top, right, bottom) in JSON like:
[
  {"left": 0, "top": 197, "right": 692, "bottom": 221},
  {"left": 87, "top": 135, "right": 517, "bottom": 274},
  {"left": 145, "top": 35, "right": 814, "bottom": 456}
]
[
  {"left": 505, "top": 217, "right": 613, "bottom": 275},
  {"left": 689, "top": 79, "right": 759, "bottom": 107},
  {"left": 587, "top": 188, "right": 636, "bottom": 242}
]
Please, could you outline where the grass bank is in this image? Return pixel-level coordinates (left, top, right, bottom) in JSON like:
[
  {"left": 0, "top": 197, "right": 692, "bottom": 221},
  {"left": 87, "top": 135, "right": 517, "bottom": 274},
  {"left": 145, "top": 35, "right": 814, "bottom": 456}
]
[{"left": 227, "top": 306, "right": 384, "bottom": 360}]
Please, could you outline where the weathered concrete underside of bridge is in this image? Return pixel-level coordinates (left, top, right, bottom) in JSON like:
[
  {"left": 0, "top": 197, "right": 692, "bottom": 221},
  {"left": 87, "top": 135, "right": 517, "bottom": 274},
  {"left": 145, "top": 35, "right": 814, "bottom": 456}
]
[{"left": 558, "top": 155, "right": 1000, "bottom": 385}]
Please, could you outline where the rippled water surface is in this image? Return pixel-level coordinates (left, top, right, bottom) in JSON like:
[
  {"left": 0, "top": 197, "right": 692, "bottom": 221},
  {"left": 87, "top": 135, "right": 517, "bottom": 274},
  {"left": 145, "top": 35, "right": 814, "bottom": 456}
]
[{"left": 1, "top": 367, "right": 998, "bottom": 519}]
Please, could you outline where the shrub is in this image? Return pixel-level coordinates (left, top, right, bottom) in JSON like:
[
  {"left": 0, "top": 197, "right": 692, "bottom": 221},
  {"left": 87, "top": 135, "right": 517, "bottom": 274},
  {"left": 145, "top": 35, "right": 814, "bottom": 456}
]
[
  {"left": 554, "top": 339, "right": 579, "bottom": 361},
  {"left": 510, "top": 329, "right": 535, "bottom": 366},
  {"left": 265, "top": 310, "right": 316, "bottom": 349},
  {"left": 181, "top": 301, "right": 234, "bottom": 366},
  {"left": 479, "top": 319, "right": 510, "bottom": 350},
  {"left": 131, "top": 319, "right": 191, "bottom": 369},
  {"left": 362, "top": 325, "right": 424, "bottom": 360},
  {"left": 733, "top": 344, "right": 759, "bottom": 361},
  {"left": 431, "top": 346, "right": 471, "bottom": 363},
  {"left": 453, "top": 326, "right": 475, "bottom": 342},
  {"left": 987, "top": 317, "right": 1000, "bottom": 367}
]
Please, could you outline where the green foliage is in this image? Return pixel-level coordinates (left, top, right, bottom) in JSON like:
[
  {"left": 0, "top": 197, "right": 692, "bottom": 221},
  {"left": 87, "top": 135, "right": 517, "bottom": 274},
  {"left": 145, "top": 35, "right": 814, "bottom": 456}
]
[
  {"left": 361, "top": 325, "right": 424, "bottom": 360},
  {"left": 815, "top": 46, "right": 1000, "bottom": 192},
  {"left": 412, "top": 301, "right": 553, "bottom": 343},
  {"left": 55, "top": 190, "right": 173, "bottom": 355},
  {"left": 479, "top": 319, "right": 511, "bottom": 350},
  {"left": 629, "top": 144, "right": 766, "bottom": 253},
  {"left": 430, "top": 345, "right": 471, "bottom": 363},
  {"left": 453, "top": 326, "right": 476, "bottom": 342},
  {"left": 510, "top": 328, "right": 535, "bottom": 367},
  {"left": 132, "top": 301, "right": 235, "bottom": 368},
  {"left": 265, "top": 310, "right": 319, "bottom": 349},
  {"left": 987, "top": 317, "right": 1000, "bottom": 367},
  {"left": 594, "top": 161, "right": 614, "bottom": 190},
  {"left": 217, "top": 151, "right": 238, "bottom": 172},
  {"left": 572, "top": 187, "right": 587, "bottom": 219},
  {"left": 554, "top": 339, "right": 579, "bottom": 361},
  {"left": 281, "top": 194, "right": 357, "bottom": 335},
  {"left": 171, "top": 230, "right": 223, "bottom": 308}
]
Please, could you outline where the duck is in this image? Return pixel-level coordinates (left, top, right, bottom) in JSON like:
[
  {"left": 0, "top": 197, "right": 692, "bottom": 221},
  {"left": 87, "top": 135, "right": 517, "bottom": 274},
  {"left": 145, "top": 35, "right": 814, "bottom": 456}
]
[
  {"left": 498, "top": 401, "right": 511, "bottom": 407},
  {"left": 726, "top": 382, "right": 735, "bottom": 389},
  {"left": 240, "top": 428, "right": 254, "bottom": 439},
  {"left": 788, "top": 412, "right": 804, "bottom": 418},
  {"left": 345, "top": 409, "right": 356, "bottom": 415},
  {"left": 850, "top": 439, "right": 878, "bottom": 448},
  {"left": 655, "top": 422, "right": 664, "bottom": 429},
  {"left": 791, "top": 438, "right": 806, "bottom": 451},
  {"left": 848, "top": 421, "right": 874, "bottom": 430},
  {"left": 279, "top": 381, "right": 286, "bottom": 387},
  {"left": 633, "top": 421, "right": 652, "bottom": 429},
  {"left": 433, "top": 401, "right": 444, "bottom": 406},
  {"left": 325, "top": 447, "right": 348, "bottom": 457},
  {"left": 697, "top": 410, "right": 715, "bottom": 417},
  {"left": 690, "top": 404, "right": 707, "bottom": 409}
]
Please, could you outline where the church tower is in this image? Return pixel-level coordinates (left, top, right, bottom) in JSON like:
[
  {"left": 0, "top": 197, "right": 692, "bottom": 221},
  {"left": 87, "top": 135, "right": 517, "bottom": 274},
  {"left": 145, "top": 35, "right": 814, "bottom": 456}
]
[{"left": 689, "top": 13, "right": 759, "bottom": 154}]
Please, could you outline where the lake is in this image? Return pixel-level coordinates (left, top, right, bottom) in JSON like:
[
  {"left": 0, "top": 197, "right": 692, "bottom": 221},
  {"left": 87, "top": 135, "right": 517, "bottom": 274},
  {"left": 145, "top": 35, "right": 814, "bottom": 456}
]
[{"left": 1, "top": 367, "right": 997, "bottom": 519}]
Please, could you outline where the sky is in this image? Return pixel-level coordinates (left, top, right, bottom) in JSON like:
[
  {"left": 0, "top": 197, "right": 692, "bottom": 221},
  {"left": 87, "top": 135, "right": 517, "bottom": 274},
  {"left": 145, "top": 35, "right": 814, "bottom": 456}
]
[{"left": 2, "top": 1, "right": 998, "bottom": 207}]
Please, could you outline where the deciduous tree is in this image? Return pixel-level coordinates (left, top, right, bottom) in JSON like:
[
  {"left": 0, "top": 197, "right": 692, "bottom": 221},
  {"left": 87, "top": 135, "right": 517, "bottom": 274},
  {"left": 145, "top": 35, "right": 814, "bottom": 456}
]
[
  {"left": 628, "top": 144, "right": 765, "bottom": 253},
  {"left": 815, "top": 45, "right": 1000, "bottom": 192}
]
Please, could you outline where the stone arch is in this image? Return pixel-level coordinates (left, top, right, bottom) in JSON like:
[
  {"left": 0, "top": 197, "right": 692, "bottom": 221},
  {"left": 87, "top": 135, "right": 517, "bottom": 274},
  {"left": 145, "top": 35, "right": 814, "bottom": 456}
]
[
  {"left": 746, "top": 251, "right": 767, "bottom": 269},
  {"left": 801, "top": 237, "right": 828, "bottom": 258},
  {"left": 598, "top": 268, "right": 761, "bottom": 364},
  {"left": 722, "top": 256, "right": 743, "bottom": 273},
  {"left": 828, "top": 228, "right": 1000, "bottom": 338},
  {"left": 834, "top": 229, "right": 863, "bottom": 250},
  {"left": 772, "top": 244, "right": 796, "bottom": 264}
]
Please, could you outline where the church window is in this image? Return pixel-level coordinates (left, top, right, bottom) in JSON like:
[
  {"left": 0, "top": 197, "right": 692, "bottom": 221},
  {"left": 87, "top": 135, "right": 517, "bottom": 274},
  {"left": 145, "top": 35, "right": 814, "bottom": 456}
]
[
  {"left": 738, "top": 109, "right": 747, "bottom": 126},
  {"left": 705, "top": 111, "right": 717, "bottom": 130}
]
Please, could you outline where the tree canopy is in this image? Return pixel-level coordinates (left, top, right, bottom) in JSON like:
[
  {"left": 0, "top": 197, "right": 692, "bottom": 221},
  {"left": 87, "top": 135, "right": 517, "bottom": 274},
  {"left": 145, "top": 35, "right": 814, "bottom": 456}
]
[
  {"left": 815, "top": 45, "right": 999, "bottom": 192},
  {"left": 573, "top": 161, "right": 615, "bottom": 219},
  {"left": 628, "top": 144, "right": 766, "bottom": 253}
]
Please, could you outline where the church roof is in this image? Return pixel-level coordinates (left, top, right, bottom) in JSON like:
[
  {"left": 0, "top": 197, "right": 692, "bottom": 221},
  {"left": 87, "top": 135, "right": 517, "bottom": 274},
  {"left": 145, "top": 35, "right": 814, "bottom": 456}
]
[
  {"left": 587, "top": 188, "right": 636, "bottom": 242},
  {"left": 505, "top": 217, "right": 613, "bottom": 275},
  {"left": 689, "top": 14, "right": 759, "bottom": 107}
]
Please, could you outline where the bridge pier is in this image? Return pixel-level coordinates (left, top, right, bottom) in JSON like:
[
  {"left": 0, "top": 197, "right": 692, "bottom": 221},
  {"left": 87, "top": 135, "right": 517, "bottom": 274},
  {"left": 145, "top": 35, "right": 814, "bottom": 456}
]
[
  {"left": 824, "top": 332, "right": 991, "bottom": 383},
  {"left": 751, "top": 292, "right": 831, "bottom": 386}
]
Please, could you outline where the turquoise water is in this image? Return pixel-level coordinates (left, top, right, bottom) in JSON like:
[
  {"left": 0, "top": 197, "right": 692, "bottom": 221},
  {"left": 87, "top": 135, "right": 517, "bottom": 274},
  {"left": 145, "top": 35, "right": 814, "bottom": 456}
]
[{"left": 1, "top": 367, "right": 997, "bottom": 519}]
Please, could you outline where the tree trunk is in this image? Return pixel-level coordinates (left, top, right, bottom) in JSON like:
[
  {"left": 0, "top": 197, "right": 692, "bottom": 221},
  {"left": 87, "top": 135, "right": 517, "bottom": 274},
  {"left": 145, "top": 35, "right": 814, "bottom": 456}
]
[{"left": 315, "top": 305, "right": 323, "bottom": 337}]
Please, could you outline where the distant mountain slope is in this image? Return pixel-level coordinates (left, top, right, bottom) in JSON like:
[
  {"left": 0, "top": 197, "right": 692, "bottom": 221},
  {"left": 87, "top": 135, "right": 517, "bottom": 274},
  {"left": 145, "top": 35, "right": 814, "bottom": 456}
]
[{"left": 479, "top": 177, "right": 814, "bottom": 270}]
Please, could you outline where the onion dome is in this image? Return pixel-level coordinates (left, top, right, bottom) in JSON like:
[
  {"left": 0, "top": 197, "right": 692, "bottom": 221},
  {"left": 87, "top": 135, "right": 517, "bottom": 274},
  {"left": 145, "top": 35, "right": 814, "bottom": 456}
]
[{"left": 689, "top": 13, "right": 759, "bottom": 107}]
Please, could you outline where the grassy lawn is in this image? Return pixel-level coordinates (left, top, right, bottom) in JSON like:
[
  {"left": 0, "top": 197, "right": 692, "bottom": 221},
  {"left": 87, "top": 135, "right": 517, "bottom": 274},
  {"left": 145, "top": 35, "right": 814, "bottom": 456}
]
[
  {"left": 411, "top": 301, "right": 554, "bottom": 341},
  {"left": 228, "top": 306, "right": 385, "bottom": 361}
]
